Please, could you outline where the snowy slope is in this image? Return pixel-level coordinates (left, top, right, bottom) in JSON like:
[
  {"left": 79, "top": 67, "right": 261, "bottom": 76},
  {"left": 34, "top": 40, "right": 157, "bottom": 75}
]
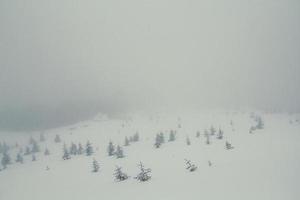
[{"left": 0, "top": 111, "right": 300, "bottom": 200}]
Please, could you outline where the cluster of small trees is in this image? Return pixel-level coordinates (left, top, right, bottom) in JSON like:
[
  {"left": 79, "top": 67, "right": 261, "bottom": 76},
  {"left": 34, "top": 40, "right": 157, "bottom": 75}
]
[
  {"left": 92, "top": 160, "right": 150, "bottom": 182},
  {"left": 123, "top": 132, "right": 140, "bottom": 147},
  {"left": 63, "top": 141, "right": 93, "bottom": 160},
  {"left": 108, "top": 141, "right": 124, "bottom": 158}
]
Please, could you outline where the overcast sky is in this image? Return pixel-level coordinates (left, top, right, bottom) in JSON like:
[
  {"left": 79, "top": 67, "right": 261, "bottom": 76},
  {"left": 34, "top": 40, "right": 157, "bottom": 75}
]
[{"left": 0, "top": 0, "right": 299, "bottom": 131}]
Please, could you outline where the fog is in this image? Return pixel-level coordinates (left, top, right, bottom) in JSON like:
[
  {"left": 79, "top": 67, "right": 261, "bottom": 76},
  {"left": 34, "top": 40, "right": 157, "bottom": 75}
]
[{"left": 0, "top": 0, "right": 299, "bottom": 131}]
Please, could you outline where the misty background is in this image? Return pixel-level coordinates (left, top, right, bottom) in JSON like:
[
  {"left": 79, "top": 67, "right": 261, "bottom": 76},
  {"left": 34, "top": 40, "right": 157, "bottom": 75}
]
[{"left": 0, "top": 0, "right": 299, "bottom": 131}]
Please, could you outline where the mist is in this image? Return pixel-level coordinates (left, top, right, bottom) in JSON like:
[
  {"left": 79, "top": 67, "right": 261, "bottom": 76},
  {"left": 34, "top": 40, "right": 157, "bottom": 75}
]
[{"left": 0, "top": 0, "right": 299, "bottom": 131}]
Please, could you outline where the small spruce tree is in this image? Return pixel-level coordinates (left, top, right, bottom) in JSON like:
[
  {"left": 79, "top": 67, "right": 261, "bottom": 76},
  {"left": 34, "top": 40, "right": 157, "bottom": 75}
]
[
  {"left": 86, "top": 141, "right": 94, "bottom": 156},
  {"left": 115, "top": 145, "right": 124, "bottom": 158},
  {"left": 92, "top": 159, "right": 100, "bottom": 172},
  {"left": 185, "top": 159, "right": 197, "bottom": 172},
  {"left": 114, "top": 166, "right": 128, "bottom": 181},
  {"left": 217, "top": 128, "right": 224, "bottom": 139},
  {"left": 16, "top": 153, "right": 24, "bottom": 163},
  {"left": 1, "top": 152, "right": 11, "bottom": 168},
  {"left": 135, "top": 162, "right": 151, "bottom": 182},
  {"left": 124, "top": 137, "right": 130, "bottom": 146},
  {"left": 225, "top": 141, "right": 234, "bottom": 150},
  {"left": 77, "top": 143, "right": 84, "bottom": 154},
  {"left": 107, "top": 141, "right": 115, "bottom": 156},
  {"left": 62, "top": 144, "right": 71, "bottom": 160},
  {"left": 186, "top": 136, "right": 191, "bottom": 145},
  {"left": 54, "top": 135, "right": 61, "bottom": 143},
  {"left": 168, "top": 131, "right": 176, "bottom": 142}
]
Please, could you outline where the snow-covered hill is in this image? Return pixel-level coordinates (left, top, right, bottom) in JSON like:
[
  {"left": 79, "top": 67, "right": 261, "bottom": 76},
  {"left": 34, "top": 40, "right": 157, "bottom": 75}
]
[{"left": 0, "top": 111, "right": 299, "bottom": 200}]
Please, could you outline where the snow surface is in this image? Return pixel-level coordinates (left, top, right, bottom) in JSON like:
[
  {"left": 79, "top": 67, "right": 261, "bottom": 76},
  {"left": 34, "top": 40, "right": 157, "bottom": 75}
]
[{"left": 0, "top": 111, "right": 300, "bottom": 200}]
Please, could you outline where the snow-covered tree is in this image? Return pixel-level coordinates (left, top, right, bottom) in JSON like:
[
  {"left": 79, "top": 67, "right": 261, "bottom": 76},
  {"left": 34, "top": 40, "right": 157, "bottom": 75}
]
[
  {"left": 40, "top": 133, "right": 45, "bottom": 142},
  {"left": 62, "top": 144, "right": 71, "bottom": 160},
  {"left": 1, "top": 152, "right": 11, "bottom": 168},
  {"left": 92, "top": 159, "right": 100, "bottom": 172},
  {"left": 77, "top": 143, "right": 84, "bottom": 154},
  {"left": 217, "top": 128, "right": 224, "bottom": 139},
  {"left": 115, "top": 145, "right": 124, "bottom": 158},
  {"left": 16, "top": 153, "right": 24, "bottom": 163},
  {"left": 178, "top": 123, "right": 182, "bottom": 128},
  {"left": 124, "top": 137, "right": 130, "bottom": 146},
  {"left": 29, "top": 136, "right": 35, "bottom": 145},
  {"left": 225, "top": 141, "right": 234, "bottom": 150},
  {"left": 210, "top": 126, "right": 216, "bottom": 135},
  {"left": 154, "top": 134, "right": 162, "bottom": 148},
  {"left": 135, "top": 162, "right": 151, "bottom": 182},
  {"left": 133, "top": 132, "right": 140, "bottom": 142},
  {"left": 114, "top": 166, "right": 128, "bottom": 181},
  {"left": 204, "top": 129, "right": 210, "bottom": 145},
  {"left": 24, "top": 146, "right": 31, "bottom": 155},
  {"left": 185, "top": 159, "right": 197, "bottom": 172},
  {"left": 32, "top": 154, "right": 37, "bottom": 161},
  {"left": 255, "top": 116, "right": 264, "bottom": 129},
  {"left": 31, "top": 140, "right": 40, "bottom": 153},
  {"left": 168, "top": 130, "right": 176, "bottom": 142},
  {"left": 129, "top": 136, "right": 134, "bottom": 142},
  {"left": 44, "top": 148, "right": 50, "bottom": 156},
  {"left": 208, "top": 160, "right": 212, "bottom": 167},
  {"left": 0, "top": 142, "right": 10, "bottom": 153},
  {"left": 159, "top": 132, "right": 165, "bottom": 143},
  {"left": 86, "top": 141, "right": 94, "bottom": 156},
  {"left": 107, "top": 141, "right": 115, "bottom": 156},
  {"left": 196, "top": 131, "right": 200, "bottom": 138},
  {"left": 186, "top": 136, "right": 191, "bottom": 145},
  {"left": 54, "top": 134, "right": 61, "bottom": 143},
  {"left": 249, "top": 126, "right": 256, "bottom": 134},
  {"left": 70, "top": 143, "right": 78, "bottom": 155}
]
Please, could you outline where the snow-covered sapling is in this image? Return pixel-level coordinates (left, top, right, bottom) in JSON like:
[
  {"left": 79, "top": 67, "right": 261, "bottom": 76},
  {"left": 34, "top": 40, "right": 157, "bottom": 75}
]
[
  {"left": 115, "top": 145, "right": 124, "bottom": 158},
  {"left": 124, "top": 137, "right": 130, "bottom": 146},
  {"left": 208, "top": 160, "right": 212, "bottom": 167},
  {"left": 154, "top": 134, "right": 162, "bottom": 148},
  {"left": 249, "top": 126, "right": 256, "bottom": 134},
  {"left": 186, "top": 136, "right": 191, "bottom": 145},
  {"left": 107, "top": 141, "right": 115, "bottom": 156},
  {"left": 210, "top": 126, "right": 216, "bottom": 136},
  {"left": 204, "top": 129, "right": 210, "bottom": 145},
  {"left": 32, "top": 154, "right": 37, "bottom": 161},
  {"left": 255, "top": 117, "right": 264, "bottom": 129},
  {"left": 77, "top": 143, "right": 84, "bottom": 154},
  {"left": 29, "top": 136, "right": 35, "bottom": 145},
  {"left": 168, "top": 130, "right": 176, "bottom": 142},
  {"left": 24, "top": 146, "right": 31, "bottom": 155},
  {"left": 16, "top": 153, "right": 24, "bottom": 163},
  {"left": 54, "top": 134, "right": 61, "bottom": 143},
  {"left": 159, "top": 132, "right": 165, "bottom": 143},
  {"left": 185, "top": 159, "right": 197, "bottom": 172},
  {"left": 114, "top": 166, "right": 128, "bottom": 181},
  {"left": 133, "top": 132, "right": 140, "bottom": 142},
  {"left": 62, "top": 144, "right": 71, "bottom": 160},
  {"left": 86, "top": 141, "right": 94, "bottom": 156},
  {"left": 44, "top": 148, "right": 50, "bottom": 156},
  {"left": 1, "top": 152, "right": 11, "bottom": 168},
  {"left": 92, "top": 159, "right": 100, "bottom": 172},
  {"left": 31, "top": 140, "right": 40, "bottom": 153},
  {"left": 70, "top": 143, "right": 78, "bottom": 155},
  {"left": 135, "top": 162, "right": 151, "bottom": 182},
  {"left": 225, "top": 141, "right": 234, "bottom": 150},
  {"left": 196, "top": 131, "right": 200, "bottom": 138},
  {"left": 217, "top": 128, "right": 224, "bottom": 139}
]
